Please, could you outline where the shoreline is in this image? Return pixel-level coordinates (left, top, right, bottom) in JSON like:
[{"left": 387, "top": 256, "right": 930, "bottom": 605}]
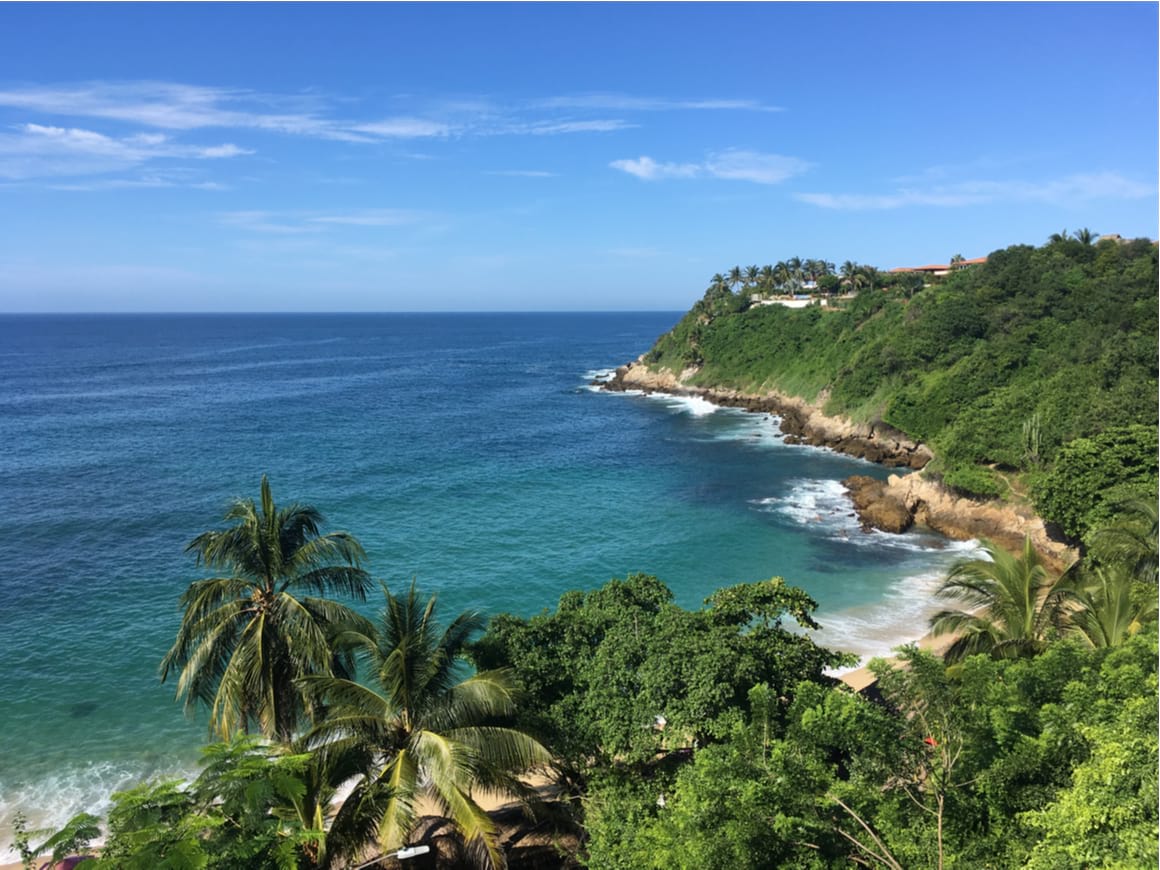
[{"left": 600, "top": 360, "right": 1077, "bottom": 575}]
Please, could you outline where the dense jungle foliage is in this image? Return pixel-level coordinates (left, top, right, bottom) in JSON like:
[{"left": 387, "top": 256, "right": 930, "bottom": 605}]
[
  {"left": 15, "top": 470, "right": 1158, "bottom": 869},
  {"left": 642, "top": 236, "right": 1158, "bottom": 534}
]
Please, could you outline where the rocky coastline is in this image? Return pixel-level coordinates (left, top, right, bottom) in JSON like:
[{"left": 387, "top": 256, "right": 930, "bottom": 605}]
[{"left": 601, "top": 359, "right": 1077, "bottom": 574}]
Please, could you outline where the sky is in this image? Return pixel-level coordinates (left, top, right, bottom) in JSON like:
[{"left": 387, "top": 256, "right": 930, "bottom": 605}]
[{"left": 0, "top": 2, "right": 1156, "bottom": 312}]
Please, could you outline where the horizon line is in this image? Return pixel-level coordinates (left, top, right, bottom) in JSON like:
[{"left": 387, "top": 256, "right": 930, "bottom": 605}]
[{"left": 0, "top": 308, "right": 689, "bottom": 316}]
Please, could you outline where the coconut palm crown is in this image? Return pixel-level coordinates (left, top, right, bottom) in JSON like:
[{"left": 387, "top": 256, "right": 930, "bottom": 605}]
[
  {"left": 1065, "top": 564, "right": 1159, "bottom": 649},
  {"left": 300, "top": 582, "right": 550, "bottom": 869},
  {"left": 929, "top": 537, "right": 1066, "bottom": 663},
  {"left": 161, "top": 475, "right": 374, "bottom": 742}
]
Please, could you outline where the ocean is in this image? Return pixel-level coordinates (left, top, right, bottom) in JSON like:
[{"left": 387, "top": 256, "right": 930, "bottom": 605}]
[{"left": 0, "top": 312, "right": 978, "bottom": 850}]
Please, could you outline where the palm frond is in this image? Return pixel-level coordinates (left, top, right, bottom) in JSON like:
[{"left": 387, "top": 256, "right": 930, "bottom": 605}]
[
  {"left": 373, "top": 750, "right": 420, "bottom": 854},
  {"left": 928, "top": 538, "right": 1063, "bottom": 662}
]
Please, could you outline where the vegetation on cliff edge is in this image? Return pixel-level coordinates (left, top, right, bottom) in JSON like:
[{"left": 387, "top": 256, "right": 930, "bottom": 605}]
[{"left": 641, "top": 235, "right": 1158, "bottom": 537}]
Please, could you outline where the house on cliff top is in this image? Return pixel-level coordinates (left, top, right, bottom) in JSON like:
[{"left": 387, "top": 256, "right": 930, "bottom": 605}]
[{"left": 889, "top": 255, "right": 987, "bottom": 277}]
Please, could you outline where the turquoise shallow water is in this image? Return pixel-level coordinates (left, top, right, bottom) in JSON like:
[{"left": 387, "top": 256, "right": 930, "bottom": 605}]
[{"left": 0, "top": 312, "right": 977, "bottom": 847}]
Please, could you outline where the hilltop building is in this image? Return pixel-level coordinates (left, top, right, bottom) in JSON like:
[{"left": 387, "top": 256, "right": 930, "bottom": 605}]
[{"left": 889, "top": 256, "right": 987, "bottom": 276}]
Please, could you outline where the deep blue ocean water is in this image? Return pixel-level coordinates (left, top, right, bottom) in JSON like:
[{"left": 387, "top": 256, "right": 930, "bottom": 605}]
[{"left": 0, "top": 312, "right": 978, "bottom": 846}]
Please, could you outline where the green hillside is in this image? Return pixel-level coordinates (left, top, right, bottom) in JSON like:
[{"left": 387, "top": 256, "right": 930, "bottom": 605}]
[{"left": 642, "top": 236, "right": 1158, "bottom": 539}]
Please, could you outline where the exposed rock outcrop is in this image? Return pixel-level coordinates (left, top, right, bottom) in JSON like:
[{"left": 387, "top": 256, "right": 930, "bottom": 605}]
[
  {"left": 881, "top": 473, "right": 1076, "bottom": 574},
  {"left": 842, "top": 476, "right": 913, "bottom": 534},
  {"left": 601, "top": 359, "right": 1080, "bottom": 572},
  {"left": 602, "top": 361, "right": 933, "bottom": 470}
]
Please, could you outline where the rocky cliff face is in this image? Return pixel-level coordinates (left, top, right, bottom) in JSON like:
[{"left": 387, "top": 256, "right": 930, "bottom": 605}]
[
  {"left": 602, "top": 360, "right": 1079, "bottom": 572},
  {"left": 877, "top": 473, "right": 1075, "bottom": 574},
  {"left": 603, "top": 361, "right": 933, "bottom": 470}
]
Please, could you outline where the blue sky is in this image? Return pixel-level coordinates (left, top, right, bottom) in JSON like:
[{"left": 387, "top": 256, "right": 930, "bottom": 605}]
[{"left": 0, "top": 2, "right": 1156, "bottom": 312}]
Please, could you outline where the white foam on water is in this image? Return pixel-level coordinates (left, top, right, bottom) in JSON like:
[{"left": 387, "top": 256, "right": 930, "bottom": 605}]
[
  {"left": 752, "top": 478, "right": 983, "bottom": 555},
  {"left": 697, "top": 411, "right": 789, "bottom": 447},
  {"left": 813, "top": 568, "right": 951, "bottom": 669},
  {"left": 811, "top": 538, "right": 988, "bottom": 672},
  {"left": 644, "top": 392, "right": 720, "bottom": 416},
  {"left": 582, "top": 367, "right": 632, "bottom": 393},
  {"left": 584, "top": 367, "right": 618, "bottom": 383},
  {"left": 0, "top": 759, "right": 196, "bottom": 862}
]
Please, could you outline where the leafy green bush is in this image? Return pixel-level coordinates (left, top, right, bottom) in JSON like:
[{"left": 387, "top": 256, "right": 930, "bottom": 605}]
[
  {"left": 941, "top": 465, "right": 1004, "bottom": 499},
  {"left": 1032, "top": 424, "right": 1159, "bottom": 540}
]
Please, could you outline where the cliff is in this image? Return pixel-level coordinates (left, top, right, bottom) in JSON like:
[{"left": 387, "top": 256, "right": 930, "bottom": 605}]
[
  {"left": 603, "top": 359, "right": 1078, "bottom": 573},
  {"left": 604, "top": 359, "right": 933, "bottom": 470}
]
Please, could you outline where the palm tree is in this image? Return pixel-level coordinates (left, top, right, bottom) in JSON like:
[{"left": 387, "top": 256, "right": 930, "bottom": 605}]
[
  {"left": 929, "top": 538, "right": 1067, "bottom": 663},
  {"left": 744, "top": 264, "right": 760, "bottom": 288},
  {"left": 1064, "top": 564, "right": 1158, "bottom": 649},
  {"left": 302, "top": 583, "right": 550, "bottom": 869},
  {"left": 706, "top": 273, "right": 730, "bottom": 299},
  {"left": 1048, "top": 229, "right": 1070, "bottom": 244},
  {"left": 840, "top": 260, "right": 859, "bottom": 290},
  {"left": 1072, "top": 227, "right": 1097, "bottom": 245},
  {"left": 1089, "top": 498, "right": 1159, "bottom": 584},
  {"left": 774, "top": 261, "right": 790, "bottom": 293},
  {"left": 785, "top": 257, "right": 803, "bottom": 293},
  {"left": 727, "top": 265, "right": 743, "bottom": 290},
  {"left": 758, "top": 264, "right": 775, "bottom": 295},
  {"left": 161, "top": 475, "right": 374, "bottom": 742}
]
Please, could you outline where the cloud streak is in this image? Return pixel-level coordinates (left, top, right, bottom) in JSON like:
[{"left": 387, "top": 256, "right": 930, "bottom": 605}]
[
  {"left": 0, "top": 122, "right": 249, "bottom": 179},
  {"left": 796, "top": 171, "right": 1156, "bottom": 209},
  {"left": 611, "top": 149, "right": 811, "bottom": 184},
  {"left": 536, "top": 94, "right": 782, "bottom": 113},
  {"left": 220, "top": 208, "right": 429, "bottom": 234},
  {"left": 0, "top": 82, "right": 641, "bottom": 144}
]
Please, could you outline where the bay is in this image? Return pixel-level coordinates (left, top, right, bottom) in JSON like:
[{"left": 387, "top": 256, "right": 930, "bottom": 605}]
[{"left": 0, "top": 312, "right": 975, "bottom": 846}]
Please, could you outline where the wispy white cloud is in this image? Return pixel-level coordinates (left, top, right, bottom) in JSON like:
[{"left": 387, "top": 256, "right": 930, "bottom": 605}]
[
  {"left": 611, "top": 150, "right": 811, "bottom": 184},
  {"left": 220, "top": 211, "right": 322, "bottom": 235},
  {"left": 348, "top": 117, "right": 452, "bottom": 138},
  {"left": 796, "top": 171, "right": 1156, "bottom": 210},
  {"left": 610, "top": 156, "right": 700, "bottom": 180},
  {"left": 307, "top": 209, "right": 423, "bottom": 227},
  {"left": 0, "top": 82, "right": 636, "bottom": 143},
  {"left": 536, "top": 94, "right": 782, "bottom": 113},
  {"left": 704, "top": 149, "right": 813, "bottom": 184},
  {"left": 526, "top": 119, "right": 633, "bottom": 135},
  {"left": 48, "top": 175, "right": 229, "bottom": 192},
  {"left": 220, "top": 208, "right": 428, "bottom": 234},
  {"left": 0, "top": 122, "right": 250, "bottom": 179}
]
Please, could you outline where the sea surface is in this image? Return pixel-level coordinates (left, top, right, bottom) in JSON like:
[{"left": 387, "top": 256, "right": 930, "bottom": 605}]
[{"left": 0, "top": 312, "right": 979, "bottom": 850}]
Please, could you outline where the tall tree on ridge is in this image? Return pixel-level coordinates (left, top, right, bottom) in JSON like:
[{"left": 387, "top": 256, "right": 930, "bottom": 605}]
[
  {"left": 840, "top": 260, "right": 860, "bottom": 289},
  {"left": 727, "top": 265, "right": 744, "bottom": 291},
  {"left": 758, "top": 264, "right": 775, "bottom": 294},
  {"left": 706, "top": 273, "right": 730, "bottom": 298},
  {"left": 774, "top": 261, "right": 790, "bottom": 292},
  {"left": 161, "top": 475, "right": 374, "bottom": 742}
]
